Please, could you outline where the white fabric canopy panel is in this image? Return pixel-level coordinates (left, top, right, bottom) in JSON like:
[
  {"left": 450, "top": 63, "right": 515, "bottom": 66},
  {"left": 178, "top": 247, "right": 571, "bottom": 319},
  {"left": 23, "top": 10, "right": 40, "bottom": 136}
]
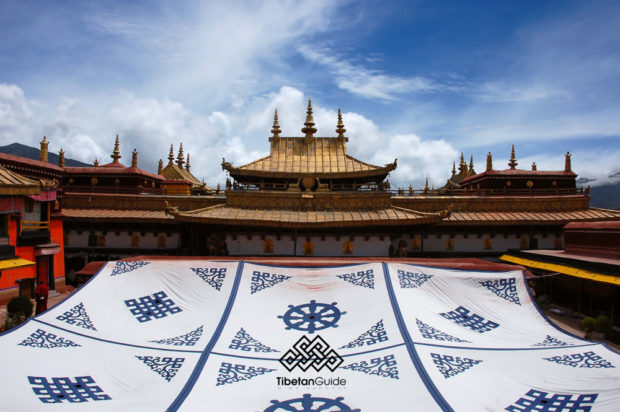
[{"left": 0, "top": 259, "right": 619, "bottom": 411}]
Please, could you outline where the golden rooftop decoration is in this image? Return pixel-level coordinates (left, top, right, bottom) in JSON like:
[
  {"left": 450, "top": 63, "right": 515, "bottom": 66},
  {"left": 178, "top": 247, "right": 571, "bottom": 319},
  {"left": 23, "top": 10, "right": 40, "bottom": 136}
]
[
  {"left": 186, "top": 153, "right": 191, "bottom": 172},
  {"left": 336, "top": 109, "right": 346, "bottom": 142},
  {"left": 458, "top": 153, "right": 466, "bottom": 173},
  {"left": 40, "top": 136, "right": 49, "bottom": 163},
  {"left": 486, "top": 152, "right": 493, "bottom": 171},
  {"left": 168, "top": 144, "right": 175, "bottom": 165},
  {"left": 158, "top": 159, "right": 163, "bottom": 175},
  {"left": 131, "top": 149, "right": 138, "bottom": 168},
  {"left": 451, "top": 161, "right": 456, "bottom": 177},
  {"left": 301, "top": 98, "right": 317, "bottom": 143},
  {"left": 532, "top": 162, "right": 537, "bottom": 171},
  {"left": 111, "top": 134, "right": 122, "bottom": 163},
  {"left": 58, "top": 149, "right": 65, "bottom": 168},
  {"left": 565, "top": 152, "right": 572, "bottom": 172},
  {"left": 270, "top": 109, "right": 281, "bottom": 142},
  {"left": 94, "top": 158, "right": 99, "bottom": 167},
  {"left": 177, "top": 143, "right": 185, "bottom": 167},
  {"left": 468, "top": 155, "right": 475, "bottom": 175},
  {"left": 508, "top": 144, "right": 518, "bottom": 169}
]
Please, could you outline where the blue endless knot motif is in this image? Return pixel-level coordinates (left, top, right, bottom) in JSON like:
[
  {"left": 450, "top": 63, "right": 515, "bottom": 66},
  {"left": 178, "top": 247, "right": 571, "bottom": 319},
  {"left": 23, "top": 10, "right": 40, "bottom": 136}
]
[
  {"left": 191, "top": 267, "right": 227, "bottom": 291},
  {"left": 431, "top": 353, "right": 482, "bottom": 378},
  {"left": 440, "top": 306, "right": 499, "bottom": 333},
  {"left": 533, "top": 335, "right": 569, "bottom": 347},
  {"left": 136, "top": 356, "right": 185, "bottom": 382},
  {"left": 56, "top": 302, "right": 96, "bottom": 331},
  {"left": 28, "top": 376, "right": 111, "bottom": 403},
  {"left": 150, "top": 325, "right": 204, "bottom": 346},
  {"left": 229, "top": 327, "right": 278, "bottom": 352},
  {"left": 342, "top": 354, "right": 399, "bottom": 379},
  {"left": 279, "top": 300, "right": 346, "bottom": 333},
  {"left": 251, "top": 271, "right": 291, "bottom": 294},
  {"left": 505, "top": 389, "right": 598, "bottom": 412},
  {"left": 110, "top": 261, "right": 149, "bottom": 276},
  {"left": 19, "top": 329, "right": 80, "bottom": 349},
  {"left": 336, "top": 269, "right": 374, "bottom": 289},
  {"left": 397, "top": 269, "right": 433, "bottom": 288},
  {"left": 340, "top": 320, "right": 388, "bottom": 348},
  {"left": 216, "top": 362, "right": 276, "bottom": 386},
  {"left": 124, "top": 291, "right": 182, "bottom": 323},
  {"left": 479, "top": 278, "right": 521, "bottom": 305},
  {"left": 280, "top": 335, "right": 343, "bottom": 372},
  {"left": 416, "top": 319, "right": 469, "bottom": 342},
  {"left": 543, "top": 351, "right": 615, "bottom": 369},
  {"left": 265, "top": 394, "right": 360, "bottom": 412}
]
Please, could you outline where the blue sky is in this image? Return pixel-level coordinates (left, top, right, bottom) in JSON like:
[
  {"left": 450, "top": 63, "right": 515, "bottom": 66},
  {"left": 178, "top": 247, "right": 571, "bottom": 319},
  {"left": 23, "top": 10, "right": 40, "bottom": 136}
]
[{"left": 1, "top": 0, "right": 619, "bottom": 188}]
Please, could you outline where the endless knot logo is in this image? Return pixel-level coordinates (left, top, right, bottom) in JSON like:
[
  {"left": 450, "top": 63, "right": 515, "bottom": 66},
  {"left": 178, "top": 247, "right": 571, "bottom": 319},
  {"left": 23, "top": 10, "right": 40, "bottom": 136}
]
[{"left": 279, "top": 335, "right": 343, "bottom": 372}]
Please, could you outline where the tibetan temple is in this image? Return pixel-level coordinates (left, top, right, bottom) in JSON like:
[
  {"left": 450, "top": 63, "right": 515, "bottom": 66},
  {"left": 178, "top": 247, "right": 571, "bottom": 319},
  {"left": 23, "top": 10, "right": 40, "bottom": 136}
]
[{"left": 2, "top": 99, "right": 620, "bottom": 303}]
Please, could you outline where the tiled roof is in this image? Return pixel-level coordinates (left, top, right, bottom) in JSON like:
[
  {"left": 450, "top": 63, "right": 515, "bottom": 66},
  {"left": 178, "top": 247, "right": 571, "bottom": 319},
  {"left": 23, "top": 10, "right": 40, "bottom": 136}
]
[
  {"left": 0, "top": 166, "right": 41, "bottom": 195},
  {"left": 62, "top": 208, "right": 173, "bottom": 222},
  {"left": 65, "top": 166, "right": 162, "bottom": 179},
  {"left": 0, "top": 152, "right": 63, "bottom": 172},
  {"left": 161, "top": 163, "right": 214, "bottom": 190},
  {"left": 441, "top": 208, "right": 620, "bottom": 225},
  {"left": 174, "top": 204, "right": 442, "bottom": 228}
]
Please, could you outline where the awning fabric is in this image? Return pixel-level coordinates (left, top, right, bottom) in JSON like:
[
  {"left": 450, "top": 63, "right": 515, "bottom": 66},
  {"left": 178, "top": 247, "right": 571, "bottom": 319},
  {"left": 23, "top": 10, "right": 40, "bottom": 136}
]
[
  {"left": 0, "top": 257, "right": 35, "bottom": 271},
  {"left": 500, "top": 254, "right": 620, "bottom": 286},
  {"left": 0, "top": 260, "right": 619, "bottom": 411}
]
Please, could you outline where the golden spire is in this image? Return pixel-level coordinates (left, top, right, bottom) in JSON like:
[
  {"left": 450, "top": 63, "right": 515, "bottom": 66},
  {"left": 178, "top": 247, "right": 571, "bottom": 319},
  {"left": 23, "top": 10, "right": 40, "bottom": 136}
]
[
  {"left": 168, "top": 144, "right": 175, "bottom": 165},
  {"left": 532, "top": 162, "right": 537, "bottom": 171},
  {"left": 468, "top": 155, "right": 475, "bottom": 174},
  {"left": 301, "top": 98, "right": 317, "bottom": 143},
  {"left": 157, "top": 159, "right": 163, "bottom": 175},
  {"left": 131, "top": 149, "right": 138, "bottom": 168},
  {"left": 565, "top": 151, "right": 572, "bottom": 172},
  {"left": 40, "top": 136, "right": 49, "bottom": 163},
  {"left": 451, "top": 161, "right": 456, "bottom": 177},
  {"left": 94, "top": 158, "right": 99, "bottom": 167},
  {"left": 177, "top": 143, "right": 185, "bottom": 167},
  {"left": 486, "top": 152, "right": 493, "bottom": 171},
  {"left": 58, "top": 149, "right": 65, "bottom": 168},
  {"left": 186, "top": 153, "right": 191, "bottom": 171},
  {"left": 424, "top": 177, "right": 430, "bottom": 191},
  {"left": 111, "top": 134, "right": 122, "bottom": 163},
  {"left": 508, "top": 144, "right": 518, "bottom": 169},
  {"left": 270, "top": 109, "right": 281, "bottom": 142},
  {"left": 336, "top": 108, "right": 346, "bottom": 141},
  {"left": 458, "top": 152, "right": 466, "bottom": 173}
]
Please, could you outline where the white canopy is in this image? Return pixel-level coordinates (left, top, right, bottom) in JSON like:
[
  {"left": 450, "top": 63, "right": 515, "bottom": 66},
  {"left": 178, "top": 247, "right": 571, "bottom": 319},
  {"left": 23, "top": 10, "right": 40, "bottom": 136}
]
[{"left": 1, "top": 259, "right": 619, "bottom": 411}]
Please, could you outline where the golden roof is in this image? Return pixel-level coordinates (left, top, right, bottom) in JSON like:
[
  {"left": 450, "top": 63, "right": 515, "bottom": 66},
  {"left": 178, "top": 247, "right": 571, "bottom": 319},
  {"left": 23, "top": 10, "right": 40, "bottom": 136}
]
[
  {"left": 223, "top": 137, "right": 396, "bottom": 178},
  {"left": 0, "top": 166, "right": 41, "bottom": 195}
]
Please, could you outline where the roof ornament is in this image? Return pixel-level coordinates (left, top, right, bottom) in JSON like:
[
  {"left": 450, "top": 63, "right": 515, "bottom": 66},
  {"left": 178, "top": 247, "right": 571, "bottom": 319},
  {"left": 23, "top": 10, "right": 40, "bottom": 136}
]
[
  {"left": 564, "top": 151, "right": 572, "bottom": 172},
  {"left": 157, "top": 159, "right": 163, "bottom": 175},
  {"left": 186, "top": 153, "right": 191, "bottom": 171},
  {"left": 40, "top": 136, "right": 49, "bottom": 163},
  {"left": 58, "top": 149, "right": 65, "bottom": 168},
  {"left": 468, "top": 155, "right": 475, "bottom": 175},
  {"left": 532, "top": 162, "right": 537, "bottom": 171},
  {"left": 131, "top": 149, "right": 138, "bottom": 168},
  {"left": 270, "top": 109, "right": 281, "bottom": 142},
  {"left": 111, "top": 134, "right": 122, "bottom": 164},
  {"left": 177, "top": 143, "right": 185, "bottom": 167},
  {"left": 424, "top": 178, "right": 430, "bottom": 194},
  {"left": 336, "top": 108, "right": 346, "bottom": 141},
  {"left": 94, "top": 158, "right": 99, "bottom": 167},
  {"left": 508, "top": 144, "right": 518, "bottom": 169},
  {"left": 301, "top": 98, "right": 317, "bottom": 144},
  {"left": 486, "top": 152, "right": 493, "bottom": 171},
  {"left": 458, "top": 152, "right": 466, "bottom": 173},
  {"left": 168, "top": 144, "right": 175, "bottom": 165},
  {"left": 451, "top": 161, "right": 456, "bottom": 177}
]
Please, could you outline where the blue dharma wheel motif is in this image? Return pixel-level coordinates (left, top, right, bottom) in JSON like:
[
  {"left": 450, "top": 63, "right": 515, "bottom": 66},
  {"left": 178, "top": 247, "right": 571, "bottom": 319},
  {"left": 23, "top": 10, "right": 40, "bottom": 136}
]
[
  {"left": 278, "top": 300, "right": 346, "bottom": 334},
  {"left": 264, "top": 394, "right": 360, "bottom": 412}
]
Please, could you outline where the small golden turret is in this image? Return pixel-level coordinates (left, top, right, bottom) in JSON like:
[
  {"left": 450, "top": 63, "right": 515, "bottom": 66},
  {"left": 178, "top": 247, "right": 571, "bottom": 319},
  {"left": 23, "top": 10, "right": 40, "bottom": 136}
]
[
  {"left": 508, "top": 144, "right": 518, "bottom": 169},
  {"left": 111, "top": 134, "right": 122, "bottom": 164},
  {"left": 157, "top": 159, "right": 163, "bottom": 175},
  {"left": 186, "top": 153, "right": 191, "bottom": 172},
  {"left": 177, "top": 143, "right": 185, "bottom": 167},
  {"left": 94, "top": 158, "right": 99, "bottom": 167},
  {"left": 532, "top": 162, "right": 537, "bottom": 171},
  {"left": 58, "top": 149, "right": 65, "bottom": 168},
  {"left": 336, "top": 109, "right": 346, "bottom": 141},
  {"left": 270, "top": 109, "right": 281, "bottom": 142},
  {"left": 301, "top": 98, "right": 317, "bottom": 144},
  {"left": 40, "top": 136, "right": 49, "bottom": 163},
  {"left": 486, "top": 152, "right": 493, "bottom": 172},
  {"left": 565, "top": 152, "right": 572, "bottom": 172},
  {"left": 168, "top": 144, "right": 175, "bottom": 165},
  {"left": 131, "top": 149, "right": 138, "bottom": 168}
]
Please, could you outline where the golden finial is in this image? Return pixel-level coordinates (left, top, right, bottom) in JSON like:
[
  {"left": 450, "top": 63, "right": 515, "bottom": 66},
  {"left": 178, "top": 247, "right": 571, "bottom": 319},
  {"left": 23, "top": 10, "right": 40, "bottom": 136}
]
[
  {"left": 301, "top": 98, "right": 317, "bottom": 143},
  {"left": 94, "top": 158, "right": 99, "bottom": 167},
  {"left": 58, "top": 149, "right": 65, "bottom": 168},
  {"left": 424, "top": 178, "right": 430, "bottom": 191},
  {"left": 508, "top": 144, "right": 518, "bottom": 169},
  {"left": 532, "top": 162, "right": 537, "bottom": 171},
  {"left": 486, "top": 152, "right": 493, "bottom": 171},
  {"left": 186, "top": 153, "right": 191, "bottom": 171},
  {"left": 565, "top": 151, "right": 572, "bottom": 172},
  {"left": 451, "top": 161, "right": 456, "bottom": 177},
  {"left": 270, "top": 109, "right": 281, "bottom": 141},
  {"left": 168, "top": 144, "right": 175, "bottom": 165},
  {"left": 157, "top": 159, "right": 163, "bottom": 175},
  {"left": 468, "top": 155, "right": 475, "bottom": 175},
  {"left": 336, "top": 108, "right": 346, "bottom": 141},
  {"left": 458, "top": 152, "right": 466, "bottom": 173},
  {"left": 131, "top": 149, "right": 138, "bottom": 168},
  {"left": 40, "top": 136, "right": 49, "bottom": 162},
  {"left": 111, "top": 134, "right": 122, "bottom": 163},
  {"left": 177, "top": 143, "right": 185, "bottom": 167}
]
